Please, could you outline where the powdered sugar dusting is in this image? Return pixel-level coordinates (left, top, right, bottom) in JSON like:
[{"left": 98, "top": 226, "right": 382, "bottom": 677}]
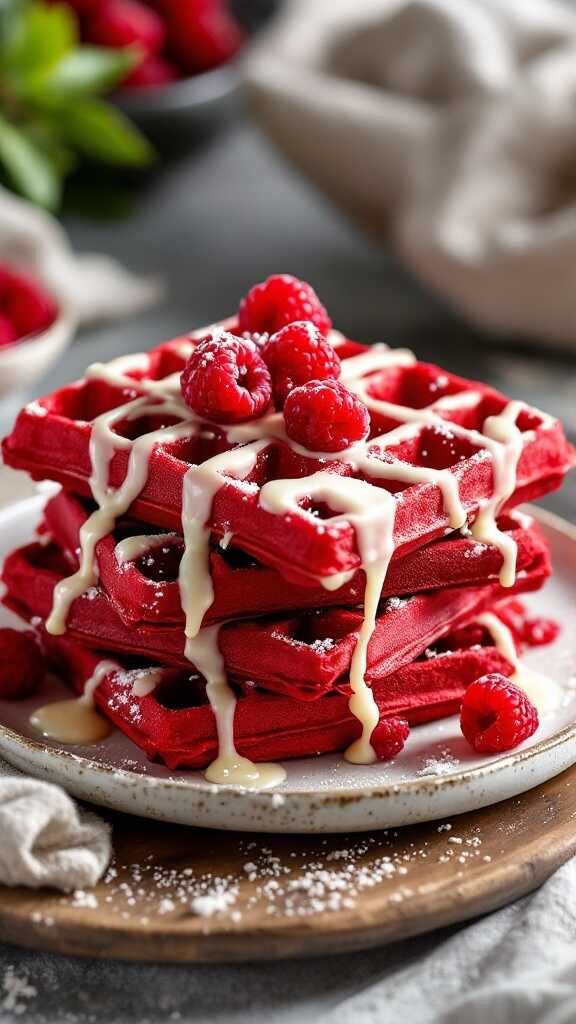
[
  {"left": 51, "top": 822, "right": 490, "bottom": 928},
  {"left": 1, "top": 967, "right": 37, "bottom": 1016},
  {"left": 417, "top": 747, "right": 460, "bottom": 777}
]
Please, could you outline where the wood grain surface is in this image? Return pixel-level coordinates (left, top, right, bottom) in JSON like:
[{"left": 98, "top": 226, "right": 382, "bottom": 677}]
[{"left": 1, "top": 764, "right": 576, "bottom": 963}]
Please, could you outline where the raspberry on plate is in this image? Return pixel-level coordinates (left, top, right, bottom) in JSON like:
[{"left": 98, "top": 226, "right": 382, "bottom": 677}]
[
  {"left": 262, "top": 320, "right": 341, "bottom": 406},
  {"left": 238, "top": 274, "right": 332, "bottom": 338},
  {"left": 85, "top": 0, "right": 165, "bottom": 55},
  {"left": 0, "top": 629, "right": 46, "bottom": 700},
  {"left": 523, "top": 616, "right": 560, "bottom": 647},
  {"left": 371, "top": 716, "right": 410, "bottom": 760},
  {"left": 460, "top": 673, "right": 539, "bottom": 754},
  {"left": 284, "top": 378, "right": 370, "bottom": 452},
  {"left": 181, "top": 331, "right": 272, "bottom": 423}
]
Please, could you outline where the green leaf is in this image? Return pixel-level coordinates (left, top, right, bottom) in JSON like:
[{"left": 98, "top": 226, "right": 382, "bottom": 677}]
[
  {"left": 5, "top": 2, "right": 76, "bottom": 79},
  {"left": 0, "top": 0, "right": 26, "bottom": 64},
  {"left": 61, "top": 97, "right": 154, "bottom": 167},
  {"left": 44, "top": 45, "right": 142, "bottom": 96},
  {"left": 0, "top": 112, "right": 61, "bottom": 207},
  {"left": 26, "top": 116, "right": 77, "bottom": 175}
]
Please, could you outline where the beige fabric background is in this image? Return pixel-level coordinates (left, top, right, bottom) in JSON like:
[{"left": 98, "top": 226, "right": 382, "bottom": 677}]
[{"left": 246, "top": 0, "right": 576, "bottom": 349}]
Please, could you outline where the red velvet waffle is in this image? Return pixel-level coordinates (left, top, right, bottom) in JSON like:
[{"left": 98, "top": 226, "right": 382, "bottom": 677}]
[
  {"left": 2, "top": 538, "right": 547, "bottom": 700},
  {"left": 4, "top": 334, "right": 573, "bottom": 583},
  {"left": 43, "top": 491, "right": 551, "bottom": 628},
  {"left": 40, "top": 628, "right": 514, "bottom": 770}
]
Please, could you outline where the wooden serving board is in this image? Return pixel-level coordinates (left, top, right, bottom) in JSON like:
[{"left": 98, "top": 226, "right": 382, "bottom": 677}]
[{"left": 2, "top": 764, "right": 576, "bottom": 963}]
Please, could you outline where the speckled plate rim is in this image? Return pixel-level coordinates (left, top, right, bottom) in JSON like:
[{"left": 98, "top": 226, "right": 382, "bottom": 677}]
[{"left": 0, "top": 501, "right": 575, "bottom": 832}]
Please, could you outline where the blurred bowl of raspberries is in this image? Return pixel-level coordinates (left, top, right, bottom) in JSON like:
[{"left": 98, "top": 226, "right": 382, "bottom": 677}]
[
  {"left": 0, "top": 265, "right": 74, "bottom": 401},
  {"left": 66, "top": 0, "right": 280, "bottom": 142}
]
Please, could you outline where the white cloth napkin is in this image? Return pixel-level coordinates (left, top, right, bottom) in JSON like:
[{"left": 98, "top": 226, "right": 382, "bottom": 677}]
[
  {"left": 0, "top": 756, "right": 110, "bottom": 891},
  {"left": 0, "top": 186, "right": 162, "bottom": 325},
  {"left": 331, "top": 857, "right": 576, "bottom": 1024},
  {"left": 246, "top": 0, "right": 576, "bottom": 348}
]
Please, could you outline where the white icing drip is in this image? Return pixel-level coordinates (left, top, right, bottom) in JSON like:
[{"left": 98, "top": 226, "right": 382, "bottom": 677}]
[
  {"left": 346, "top": 370, "right": 527, "bottom": 587},
  {"left": 46, "top": 397, "right": 196, "bottom": 635},
  {"left": 508, "top": 509, "right": 534, "bottom": 530},
  {"left": 115, "top": 533, "right": 178, "bottom": 566},
  {"left": 340, "top": 345, "right": 416, "bottom": 379},
  {"left": 470, "top": 402, "right": 525, "bottom": 588},
  {"left": 260, "top": 474, "right": 396, "bottom": 763},
  {"left": 179, "top": 441, "right": 285, "bottom": 786},
  {"left": 30, "top": 659, "right": 117, "bottom": 745},
  {"left": 477, "top": 612, "right": 561, "bottom": 713},
  {"left": 129, "top": 667, "right": 164, "bottom": 697},
  {"left": 186, "top": 627, "right": 286, "bottom": 789},
  {"left": 179, "top": 441, "right": 268, "bottom": 639},
  {"left": 80, "top": 659, "right": 119, "bottom": 707},
  {"left": 318, "top": 569, "right": 356, "bottom": 592}
]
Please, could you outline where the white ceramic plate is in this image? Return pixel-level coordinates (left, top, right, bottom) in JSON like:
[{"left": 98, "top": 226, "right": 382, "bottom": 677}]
[{"left": 0, "top": 493, "right": 575, "bottom": 833}]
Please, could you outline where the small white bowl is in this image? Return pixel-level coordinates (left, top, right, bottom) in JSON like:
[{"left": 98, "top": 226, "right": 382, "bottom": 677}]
[{"left": 0, "top": 300, "right": 76, "bottom": 399}]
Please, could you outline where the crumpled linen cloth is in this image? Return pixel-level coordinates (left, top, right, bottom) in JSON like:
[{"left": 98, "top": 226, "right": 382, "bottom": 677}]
[
  {"left": 0, "top": 186, "right": 162, "bottom": 325},
  {"left": 0, "top": 755, "right": 111, "bottom": 892},
  {"left": 246, "top": 0, "right": 576, "bottom": 348},
  {"left": 332, "top": 857, "right": 576, "bottom": 1024}
]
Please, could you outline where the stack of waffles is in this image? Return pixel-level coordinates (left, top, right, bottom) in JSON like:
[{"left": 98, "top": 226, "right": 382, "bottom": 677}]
[{"left": 2, "top": 281, "right": 574, "bottom": 787}]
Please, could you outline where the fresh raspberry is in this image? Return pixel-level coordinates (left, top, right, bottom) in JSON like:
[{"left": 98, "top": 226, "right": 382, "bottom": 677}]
[
  {"left": 181, "top": 331, "right": 272, "bottom": 423},
  {"left": 158, "top": 0, "right": 244, "bottom": 74},
  {"left": 123, "top": 54, "right": 179, "bottom": 88},
  {"left": 0, "top": 313, "right": 16, "bottom": 347},
  {"left": 262, "top": 321, "right": 341, "bottom": 406},
  {"left": 0, "top": 267, "right": 57, "bottom": 340},
  {"left": 284, "top": 379, "right": 370, "bottom": 452},
  {"left": 523, "top": 616, "right": 560, "bottom": 647},
  {"left": 371, "top": 716, "right": 410, "bottom": 760},
  {"left": 0, "top": 629, "right": 46, "bottom": 700},
  {"left": 496, "top": 602, "right": 560, "bottom": 649},
  {"left": 85, "top": 0, "right": 165, "bottom": 55},
  {"left": 238, "top": 275, "right": 332, "bottom": 338},
  {"left": 460, "top": 673, "right": 538, "bottom": 754}
]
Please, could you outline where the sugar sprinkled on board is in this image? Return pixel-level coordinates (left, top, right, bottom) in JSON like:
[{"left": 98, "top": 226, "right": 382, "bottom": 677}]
[
  {"left": 70, "top": 889, "right": 99, "bottom": 909},
  {"left": 190, "top": 888, "right": 238, "bottom": 918},
  {"left": 53, "top": 818, "right": 492, "bottom": 928},
  {"left": 1, "top": 967, "right": 37, "bottom": 1016}
]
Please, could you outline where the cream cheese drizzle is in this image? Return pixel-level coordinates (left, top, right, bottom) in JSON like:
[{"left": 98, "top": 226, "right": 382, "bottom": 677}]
[
  {"left": 46, "top": 396, "right": 196, "bottom": 634},
  {"left": 115, "top": 532, "right": 179, "bottom": 566},
  {"left": 470, "top": 402, "right": 525, "bottom": 588},
  {"left": 44, "top": 324, "right": 545, "bottom": 778},
  {"left": 346, "top": 368, "right": 527, "bottom": 588},
  {"left": 260, "top": 474, "right": 397, "bottom": 763},
  {"left": 179, "top": 441, "right": 268, "bottom": 638},
  {"left": 477, "top": 612, "right": 561, "bottom": 713},
  {"left": 129, "top": 667, "right": 164, "bottom": 697},
  {"left": 30, "top": 660, "right": 117, "bottom": 745},
  {"left": 185, "top": 626, "right": 285, "bottom": 788},
  {"left": 179, "top": 441, "right": 286, "bottom": 786}
]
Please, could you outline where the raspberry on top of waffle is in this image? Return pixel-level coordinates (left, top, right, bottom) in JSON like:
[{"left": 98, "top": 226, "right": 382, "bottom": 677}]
[{"left": 3, "top": 275, "right": 574, "bottom": 787}]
